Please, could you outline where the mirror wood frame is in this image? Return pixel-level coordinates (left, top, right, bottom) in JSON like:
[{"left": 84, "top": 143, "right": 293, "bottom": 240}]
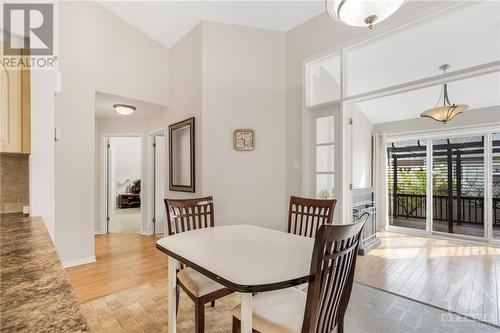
[{"left": 168, "top": 117, "right": 195, "bottom": 192}]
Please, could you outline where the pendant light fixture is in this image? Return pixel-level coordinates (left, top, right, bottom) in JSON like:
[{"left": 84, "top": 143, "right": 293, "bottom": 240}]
[
  {"left": 420, "top": 64, "right": 468, "bottom": 124},
  {"left": 113, "top": 104, "right": 136, "bottom": 115},
  {"left": 325, "top": 0, "right": 407, "bottom": 29}
]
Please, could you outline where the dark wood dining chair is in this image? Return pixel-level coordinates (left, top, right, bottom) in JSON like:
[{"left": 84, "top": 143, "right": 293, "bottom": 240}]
[
  {"left": 231, "top": 213, "right": 369, "bottom": 333},
  {"left": 164, "top": 196, "right": 233, "bottom": 333},
  {"left": 288, "top": 196, "right": 337, "bottom": 238}
]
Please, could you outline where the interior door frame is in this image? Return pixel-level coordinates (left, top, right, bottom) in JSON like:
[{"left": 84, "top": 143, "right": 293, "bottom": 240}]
[
  {"left": 100, "top": 133, "right": 145, "bottom": 234},
  {"left": 147, "top": 128, "right": 167, "bottom": 235}
]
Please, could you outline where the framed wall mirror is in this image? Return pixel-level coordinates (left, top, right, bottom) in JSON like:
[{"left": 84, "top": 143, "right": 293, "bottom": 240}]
[{"left": 169, "top": 117, "right": 195, "bottom": 192}]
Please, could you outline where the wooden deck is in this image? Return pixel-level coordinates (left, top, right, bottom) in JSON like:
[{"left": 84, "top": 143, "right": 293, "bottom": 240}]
[
  {"left": 355, "top": 231, "right": 500, "bottom": 327},
  {"left": 391, "top": 217, "right": 500, "bottom": 239}
]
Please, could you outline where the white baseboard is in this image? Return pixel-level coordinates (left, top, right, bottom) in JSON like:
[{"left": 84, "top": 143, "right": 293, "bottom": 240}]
[{"left": 62, "top": 256, "right": 96, "bottom": 268}]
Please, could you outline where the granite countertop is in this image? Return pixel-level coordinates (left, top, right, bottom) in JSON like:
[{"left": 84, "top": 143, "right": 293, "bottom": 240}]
[{"left": 0, "top": 214, "right": 89, "bottom": 332}]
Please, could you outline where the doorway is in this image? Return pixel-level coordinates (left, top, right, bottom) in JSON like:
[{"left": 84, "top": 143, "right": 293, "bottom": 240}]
[{"left": 106, "top": 136, "right": 142, "bottom": 233}]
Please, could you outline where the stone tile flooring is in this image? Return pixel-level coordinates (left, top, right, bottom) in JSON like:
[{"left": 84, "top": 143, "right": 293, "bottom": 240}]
[
  {"left": 81, "top": 278, "right": 237, "bottom": 333},
  {"left": 81, "top": 279, "right": 500, "bottom": 333}
]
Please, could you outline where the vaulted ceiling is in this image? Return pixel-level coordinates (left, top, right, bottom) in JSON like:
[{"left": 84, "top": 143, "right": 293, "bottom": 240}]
[{"left": 97, "top": 1, "right": 325, "bottom": 48}]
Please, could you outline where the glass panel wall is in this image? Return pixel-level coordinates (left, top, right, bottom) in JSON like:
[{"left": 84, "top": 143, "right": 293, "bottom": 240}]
[
  {"left": 432, "top": 136, "right": 485, "bottom": 237},
  {"left": 387, "top": 140, "right": 427, "bottom": 230},
  {"left": 493, "top": 133, "right": 500, "bottom": 239},
  {"left": 306, "top": 54, "right": 341, "bottom": 107}
]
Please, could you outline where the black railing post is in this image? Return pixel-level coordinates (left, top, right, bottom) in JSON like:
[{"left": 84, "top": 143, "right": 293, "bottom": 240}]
[
  {"left": 456, "top": 150, "right": 462, "bottom": 225},
  {"left": 393, "top": 156, "right": 398, "bottom": 218},
  {"left": 447, "top": 148, "right": 454, "bottom": 234}
]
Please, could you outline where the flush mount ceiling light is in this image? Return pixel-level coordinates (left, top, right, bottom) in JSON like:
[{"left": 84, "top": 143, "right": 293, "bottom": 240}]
[
  {"left": 113, "top": 103, "right": 136, "bottom": 115},
  {"left": 420, "top": 64, "right": 468, "bottom": 124},
  {"left": 325, "top": 0, "right": 407, "bottom": 29}
]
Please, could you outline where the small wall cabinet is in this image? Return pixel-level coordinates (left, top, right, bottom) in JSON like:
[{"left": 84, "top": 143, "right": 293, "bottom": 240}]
[{"left": 0, "top": 44, "right": 31, "bottom": 154}]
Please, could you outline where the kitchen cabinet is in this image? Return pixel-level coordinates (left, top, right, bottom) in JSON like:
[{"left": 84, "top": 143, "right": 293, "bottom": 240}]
[{"left": 0, "top": 43, "right": 30, "bottom": 154}]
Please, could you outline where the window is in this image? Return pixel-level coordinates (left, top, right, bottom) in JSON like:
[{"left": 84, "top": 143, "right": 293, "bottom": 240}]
[
  {"left": 315, "top": 116, "right": 334, "bottom": 198},
  {"left": 306, "top": 53, "right": 341, "bottom": 107}
]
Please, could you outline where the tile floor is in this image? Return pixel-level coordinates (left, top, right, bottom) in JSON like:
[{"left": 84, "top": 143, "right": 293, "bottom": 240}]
[{"left": 81, "top": 279, "right": 500, "bottom": 333}]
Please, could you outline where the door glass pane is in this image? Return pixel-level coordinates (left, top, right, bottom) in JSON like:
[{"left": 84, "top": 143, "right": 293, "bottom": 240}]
[
  {"left": 307, "top": 54, "right": 341, "bottom": 106},
  {"left": 432, "top": 136, "right": 484, "bottom": 237},
  {"left": 316, "top": 145, "right": 334, "bottom": 172},
  {"left": 317, "top": 174, "right": 334, "bottom": 199},
  {"left": 316, "top": 116, "right": 334, "bottom": 144},
  {"left": 387, "top": 140, "right": 427, "bottom": 230},
  {"left": 493, "top": 133, "right": 500, "bottom": 239}
]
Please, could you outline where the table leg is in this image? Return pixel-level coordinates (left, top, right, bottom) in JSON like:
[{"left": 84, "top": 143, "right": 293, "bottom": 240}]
[
  {"left": 168, "top": 256, "right": 178, "bottom": 333},
  {"left": 240, "top": 292, "right": 253, "bottom": 333}
]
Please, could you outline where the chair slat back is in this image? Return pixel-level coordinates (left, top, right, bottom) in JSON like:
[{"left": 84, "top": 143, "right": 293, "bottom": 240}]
[
  {"left": 164, "top": 197, "right": 214, "bottom": 236},
  {"left": 301, "top": 213, "right": 369, "bottom": 333},
  {"left": 288, "top": 196, "right": 336, "bottom": 238}
]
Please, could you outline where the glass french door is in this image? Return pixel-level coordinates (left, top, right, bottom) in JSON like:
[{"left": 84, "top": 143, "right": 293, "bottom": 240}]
[
  {"left": 431, "top": 136, "right": 485, "bottom": 238},
  {"left": 387, "top": 132, "right": 499, "bottom": 242},
  {"left": 387, "top": 140, "right": 427, "bottom": 231}
]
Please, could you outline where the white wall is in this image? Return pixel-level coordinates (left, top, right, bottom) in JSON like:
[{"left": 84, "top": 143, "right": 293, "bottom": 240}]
[
  {"left": 56, "top": 1, "right": 170, "bottom": 264},
  {"left": 154, "top": 135, "right": 166, "bottom": 234},
  {"left": 30, "top": 70, "right": 56, "bottom": 241},
  {"left": 165, "top": 22, "right": 287, "bottom": 230},
  {"left": 167, "top": 24, "right": 203, "bottom": 199},
  {"left": 202, "top": 22, "right": 287, "bottom": 230},
  {"left": 350, "top": 105, "right": 373, "bottom": 189}
]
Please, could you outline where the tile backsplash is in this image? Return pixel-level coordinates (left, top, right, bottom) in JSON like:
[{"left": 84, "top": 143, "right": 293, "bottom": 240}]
[{"left": 1, "top": 153, "right": 29, "bottom": 214}]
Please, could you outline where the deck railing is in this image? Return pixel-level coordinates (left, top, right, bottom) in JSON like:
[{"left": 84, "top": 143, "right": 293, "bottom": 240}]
[{"left": 390, "top": 193, "right": 500, "bottom": 225}]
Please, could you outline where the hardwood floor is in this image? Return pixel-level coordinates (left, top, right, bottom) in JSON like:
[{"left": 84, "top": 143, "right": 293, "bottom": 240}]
[
  {"left": 355, "top": 232, "right": 500, "bottom": 327},
  {"left": 66, "top": 233, "right": 167, "bottom": 303}
]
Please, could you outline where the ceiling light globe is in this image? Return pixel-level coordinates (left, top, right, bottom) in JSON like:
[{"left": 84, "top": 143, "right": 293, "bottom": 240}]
[
  {"left": 113, "top": 104, "right": 136, "bottom": 115},
  {"left": 329, "top": 0, "right": 407, "bottom": 28},
  {"left": 421, "top": 104, "right": 469, "bottom": 124}
]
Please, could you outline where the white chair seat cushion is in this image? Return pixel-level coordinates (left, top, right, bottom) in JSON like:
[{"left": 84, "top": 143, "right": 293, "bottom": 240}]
[
  {"left": 177, "top": 267, "right": 226, "bottom": 297},
  {"left": 231, "top": 287, "right": 307, "bottom": 333}
]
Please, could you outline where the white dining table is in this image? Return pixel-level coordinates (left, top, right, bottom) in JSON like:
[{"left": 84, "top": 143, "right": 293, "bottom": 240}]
[{"left": 156, "top": 224, "right": 315, "bottom": 333}]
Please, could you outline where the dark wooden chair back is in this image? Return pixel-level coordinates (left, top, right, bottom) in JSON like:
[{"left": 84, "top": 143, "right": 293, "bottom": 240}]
[
  {"left": 301, "top": 213, "right": 369, "bottom": 333},
  {"left": 164, "top": 196, "right": 214, "bottom": 236},
  {"left": 288, "top": 196, "right": 337, "bottom": 238}
]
